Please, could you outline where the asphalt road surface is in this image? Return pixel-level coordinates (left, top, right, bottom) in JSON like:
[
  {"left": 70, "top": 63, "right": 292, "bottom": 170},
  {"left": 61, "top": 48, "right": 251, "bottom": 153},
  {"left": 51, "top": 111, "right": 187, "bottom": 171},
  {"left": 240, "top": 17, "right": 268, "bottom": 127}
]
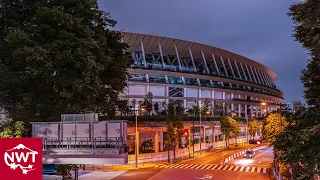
[{"left": 113, "top": 145, "right": 274, "bottom": 180}]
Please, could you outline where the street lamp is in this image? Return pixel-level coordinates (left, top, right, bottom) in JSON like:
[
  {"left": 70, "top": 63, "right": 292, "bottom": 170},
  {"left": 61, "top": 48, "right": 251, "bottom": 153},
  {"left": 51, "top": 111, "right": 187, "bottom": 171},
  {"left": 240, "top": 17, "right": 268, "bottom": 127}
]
[
  {"left": 199, "top": 107, "right": 210, "bottom": 156},
  {"left": 261, "top": 102, "right": 267, "bottom": 117},
  {"left": 135, "top": 106, "right": 145, "bottom": 168}
]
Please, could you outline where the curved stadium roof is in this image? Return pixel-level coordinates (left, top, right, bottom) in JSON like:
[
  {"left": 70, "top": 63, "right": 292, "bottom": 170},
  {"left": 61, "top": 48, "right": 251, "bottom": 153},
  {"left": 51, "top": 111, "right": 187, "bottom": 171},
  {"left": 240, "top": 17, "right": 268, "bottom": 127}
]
[{"left": 122, "top": 32, "right": 278, "bottom": 80}]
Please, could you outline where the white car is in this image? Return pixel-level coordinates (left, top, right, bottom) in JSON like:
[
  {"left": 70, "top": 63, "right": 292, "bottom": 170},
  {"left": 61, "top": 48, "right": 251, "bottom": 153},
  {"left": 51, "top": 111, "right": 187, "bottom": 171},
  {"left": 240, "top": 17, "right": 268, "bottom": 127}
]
[{"left": 244, "top": 150, "right": 255, "bottom": 158}]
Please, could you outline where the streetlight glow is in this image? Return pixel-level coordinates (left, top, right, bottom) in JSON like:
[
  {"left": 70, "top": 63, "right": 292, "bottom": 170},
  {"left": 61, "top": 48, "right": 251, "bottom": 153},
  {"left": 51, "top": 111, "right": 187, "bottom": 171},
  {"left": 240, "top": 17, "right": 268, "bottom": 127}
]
[{"left": 261, "top": 102, "right": 266, "bottom": 106}]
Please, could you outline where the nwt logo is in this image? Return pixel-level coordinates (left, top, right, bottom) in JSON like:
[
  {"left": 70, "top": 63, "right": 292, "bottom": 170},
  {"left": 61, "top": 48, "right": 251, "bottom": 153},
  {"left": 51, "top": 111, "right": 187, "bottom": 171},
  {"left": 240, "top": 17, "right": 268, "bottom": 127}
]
[{"left": 4, "top": 144, "right": 39, "bottom": 174}]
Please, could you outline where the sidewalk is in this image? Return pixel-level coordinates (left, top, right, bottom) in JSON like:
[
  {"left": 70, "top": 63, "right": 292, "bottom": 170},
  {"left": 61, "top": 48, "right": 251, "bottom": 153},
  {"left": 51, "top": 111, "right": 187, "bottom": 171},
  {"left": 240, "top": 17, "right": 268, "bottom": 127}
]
[{"left": 99, "top": 143, "right": 263, "bottom": 171}]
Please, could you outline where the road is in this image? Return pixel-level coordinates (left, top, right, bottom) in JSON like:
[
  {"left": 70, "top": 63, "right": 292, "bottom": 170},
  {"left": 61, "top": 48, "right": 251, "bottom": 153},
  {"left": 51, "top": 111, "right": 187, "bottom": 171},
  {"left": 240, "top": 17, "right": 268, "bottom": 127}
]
[{"left": 112, "top": 145, "right": 274, "bottom": 180}]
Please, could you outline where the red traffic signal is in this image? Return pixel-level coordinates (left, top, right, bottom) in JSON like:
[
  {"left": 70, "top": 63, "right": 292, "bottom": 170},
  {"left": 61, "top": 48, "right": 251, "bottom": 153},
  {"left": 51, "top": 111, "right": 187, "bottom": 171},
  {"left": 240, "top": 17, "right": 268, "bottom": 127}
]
[{"left": 183, "top": 129, "right": 189, "bottom": 136}]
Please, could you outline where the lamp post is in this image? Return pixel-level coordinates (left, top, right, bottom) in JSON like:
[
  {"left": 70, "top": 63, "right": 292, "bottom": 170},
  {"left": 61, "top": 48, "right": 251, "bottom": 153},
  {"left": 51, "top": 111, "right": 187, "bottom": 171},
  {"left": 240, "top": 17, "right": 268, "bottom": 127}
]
[
  {"left": 199, "top": 106, "right": 202, "bottom": 156},
  {"left": 135, "top": 105, "right": 145, "bottom": 168},
  {"left": 199, "top": 106, "right": 210, "bottom": 156}
]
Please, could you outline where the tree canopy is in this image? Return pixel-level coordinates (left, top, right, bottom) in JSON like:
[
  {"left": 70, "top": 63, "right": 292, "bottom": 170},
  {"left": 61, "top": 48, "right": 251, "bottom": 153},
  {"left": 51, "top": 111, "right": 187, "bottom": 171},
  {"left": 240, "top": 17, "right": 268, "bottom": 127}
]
[
  {"left": 261, "top": 113, "right": 288, "bottom": 144},
  {"left": 273, "top": 108, "right": 320, "bottom": 179},
  {"left": 289, "top": 0, "right": 320, "bottom": 108},
  {"left": 220, "top": 116, "right": 239, "bottom": 148},
  {"left": 248, "top": 119, "right": 260, "bottom": 140},
  {"left": 0, "top": 0, "right": 128, "bottom": 122},
  {"left": 272, "top": 1, "right": 320, "bottom": 178}
]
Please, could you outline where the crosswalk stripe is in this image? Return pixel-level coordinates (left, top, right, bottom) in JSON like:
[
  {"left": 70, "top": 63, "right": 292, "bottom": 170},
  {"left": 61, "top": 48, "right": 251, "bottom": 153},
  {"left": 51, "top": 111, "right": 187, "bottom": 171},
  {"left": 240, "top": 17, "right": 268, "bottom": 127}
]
[
  {"left": 184, "top": 164, "right": 195, "bottom": 169},
  {"left": 179, "top": 164, "right": 190, "bottom": 168},
  {"left": 217, "top": 165, "right": 225, "bottom": 170},
  {"left": 166, "top": 164, "right": 177, "bottom": 168},
  {"left": 233, "top": 166, "right": 240, "bottom": 171},
  {"left": 173, "top": 164, "right": 184, "bottom": 168},
  {"left": 240, "top": 166, "right": 246, "bottom": 171},
  {"left": 257, "top": 167, "right": 261, "bottom": 173},
  {"left": 222, "top": 165, "right": 230, "bottom": 170},
  {"left": 189, "top": 164, "right": 200, "bottom": 169},
  {"left": 205, "top": 164, "right": 215, "bottom": 169},
  {"left": 195, "top": 164, "right": 206, "bottom": 169},
  {"left": 200, "top": 164, "right": 211, "bottom": 169},
  {"left": 156, "top": 163, "right": 268, "bottom": 174},
  {"left": 263, "top": 168, "right": 267, "bottom": 174}
]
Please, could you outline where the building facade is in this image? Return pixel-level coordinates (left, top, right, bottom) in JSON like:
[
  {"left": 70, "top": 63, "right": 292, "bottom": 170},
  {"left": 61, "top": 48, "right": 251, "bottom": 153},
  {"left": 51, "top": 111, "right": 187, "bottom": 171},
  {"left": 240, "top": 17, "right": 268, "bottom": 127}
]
[{"left": 121, "top": 32, "right": 284, "bottom": 118}]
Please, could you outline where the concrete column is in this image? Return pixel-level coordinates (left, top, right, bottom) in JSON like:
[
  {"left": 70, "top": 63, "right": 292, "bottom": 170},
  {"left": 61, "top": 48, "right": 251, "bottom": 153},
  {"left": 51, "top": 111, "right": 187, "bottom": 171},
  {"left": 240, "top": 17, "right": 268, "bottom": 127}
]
[
  {"left": 212, "top": 90, "right": 215, "bottom": 99},
  {"left": 198, "top": 89, "right": 202, "bottom": 98},
  {"left": 245, "top": 104, "right": 248, "bottom": 119},
  {"left": 222, "top": 92, "right": 226, "bottom": 100},
  {"left": 203, "top": 127, "right": 206, "bottom": 148},
  {"left": 146, "top": 85, "right": 150, "bottom": 93},
  {"left": 159, "top": 132, "right": 164, "bottom": 151},
  {"left": 231, "top": 103, "right": 235, "bottom": 117},
  {"left": 154, "top": 132, "right": 159, "bottom": 153},
  {"left": 212, "top": 126, "right": 216, "bottom": 144},
  {"left": 238, "top": 104, "right": 241, "bottom": 118},
  {"left": 255, "top": 106, "right": 258, "bottom": 117}
]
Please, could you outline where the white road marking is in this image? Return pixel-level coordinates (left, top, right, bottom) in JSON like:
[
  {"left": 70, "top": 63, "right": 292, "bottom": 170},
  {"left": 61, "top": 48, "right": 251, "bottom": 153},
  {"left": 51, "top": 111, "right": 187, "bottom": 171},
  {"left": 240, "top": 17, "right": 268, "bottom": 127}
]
[{"left": 195, "top": 174, "right": 213, "bottom": 179}]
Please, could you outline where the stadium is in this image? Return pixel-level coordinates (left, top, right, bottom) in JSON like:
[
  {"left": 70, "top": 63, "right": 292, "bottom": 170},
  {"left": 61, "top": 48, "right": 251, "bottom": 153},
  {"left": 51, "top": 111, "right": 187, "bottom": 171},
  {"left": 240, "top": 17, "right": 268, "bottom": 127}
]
[{"left": 121, "top": 32, "right": 284, "bottom": 118}]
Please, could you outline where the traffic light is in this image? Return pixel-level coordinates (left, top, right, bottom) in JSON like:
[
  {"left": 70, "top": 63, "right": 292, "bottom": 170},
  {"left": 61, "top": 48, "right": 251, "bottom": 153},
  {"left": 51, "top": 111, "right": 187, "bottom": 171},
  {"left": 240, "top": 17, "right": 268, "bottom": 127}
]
[{"left": 183, "top": 129, "right": 189, "bottom": 136}]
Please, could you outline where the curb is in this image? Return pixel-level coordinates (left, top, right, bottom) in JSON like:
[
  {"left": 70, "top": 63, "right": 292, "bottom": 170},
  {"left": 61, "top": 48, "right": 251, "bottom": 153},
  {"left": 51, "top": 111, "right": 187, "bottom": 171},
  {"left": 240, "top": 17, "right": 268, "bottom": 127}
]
[{"left": 222, "top": 145, "right": 267, "bottom": 165}]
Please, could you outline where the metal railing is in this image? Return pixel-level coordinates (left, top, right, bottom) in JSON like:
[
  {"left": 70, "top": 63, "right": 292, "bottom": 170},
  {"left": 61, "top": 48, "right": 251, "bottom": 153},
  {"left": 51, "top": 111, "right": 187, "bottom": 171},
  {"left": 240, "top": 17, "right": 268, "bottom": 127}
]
[{"left": 42, "top": 137, "right": 124, "bottom": 150}]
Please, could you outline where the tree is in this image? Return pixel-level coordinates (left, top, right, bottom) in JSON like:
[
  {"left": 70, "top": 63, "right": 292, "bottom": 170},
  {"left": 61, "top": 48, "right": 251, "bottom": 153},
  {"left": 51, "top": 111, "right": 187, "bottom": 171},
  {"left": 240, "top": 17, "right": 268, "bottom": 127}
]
[
  {"left": 154, "top": 102, "right": 160, "bottom": 115},
  {"left": 142, "top": 92, "right": 153, "bottom": 115},
  {"left": 213, "top": 104, "right": 227, "bottom": 117},
  {"left": 165, "top": 115, "right": 184, "bottom": 160},
  {"left": 57, "top": 164, "right": 76, "bottom": 180},
  {"left": 261, "top": 113, "right": 288, "bottom": 144},
  {"left": 248, "top": 119, "right": 260, "bottom": 140},
  {"left": 116, "top": 99, "right": 130, "bottom": 116},
  {"left": 187, "top": 105, "right": 199, "bottom": 116},
  {"left": 273, "top": 1, "right": 320, "bottom": 178},
  {"left": 0, "top": 0, "right": 129, "bottom": 122},
  {"left": 175, "top": 103, "right": 185, "bottom": 115},
  {"left": 289, "top": 0, "right": 320, "bottom": 109},
  {"left": 273, "top": 108, "right": 320, "bottom": 179},
  {"left": 220, "top": 116, "right": 239, "bottom": 148},
  {"left": 0, "top": 120, "right": 25, "bottom": 138}
]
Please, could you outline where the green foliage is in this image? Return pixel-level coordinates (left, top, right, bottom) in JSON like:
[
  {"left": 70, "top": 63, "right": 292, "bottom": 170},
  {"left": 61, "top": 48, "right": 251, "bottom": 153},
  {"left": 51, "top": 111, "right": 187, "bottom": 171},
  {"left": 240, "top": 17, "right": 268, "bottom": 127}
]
[
  {"left": 140, "top": 139, "right": 154, "bottom": 153},
  {"left": 220, "top": 116, "right": 240, "bottom": 148},
  {"left": 273, "top": 108, "right": 320, "bottom": 179},
  {"left": 154, "top": 102, "right": 160, "bottom": 115},
  {"left": 164, "top": 116, "right": 184, "bottom": 150},
  {"left": 0, "top": 0, "right": 129, "bottom": 122},
  {"left": 175, "top": 103, "right": 185, "bottom": 116},
  {"left": 248, "top": 119, "right": 260, "bottom": 140},
  {"left": 213, "top": 104, "right": 227, "bottom": 117},
  {"left": 0, "top": 120, "right": 25, "bottom": 138},
  {"left": 261, "top": 113, "right": 288, "bottom": 143},
  {"left": 142, "top": 92, "right": 153, "bottom": 115},
  {"left": 57, "top": 164, "right": 76, "bottom": 180},
  {"left": 289, "top": 1, "right": 320, "bottom": 108},
  {"left": 116, "top": 99, "right": 130, "bottom": 116},
  {"left": 186, "top": 105, "right": 200, "bottom": 116}
]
